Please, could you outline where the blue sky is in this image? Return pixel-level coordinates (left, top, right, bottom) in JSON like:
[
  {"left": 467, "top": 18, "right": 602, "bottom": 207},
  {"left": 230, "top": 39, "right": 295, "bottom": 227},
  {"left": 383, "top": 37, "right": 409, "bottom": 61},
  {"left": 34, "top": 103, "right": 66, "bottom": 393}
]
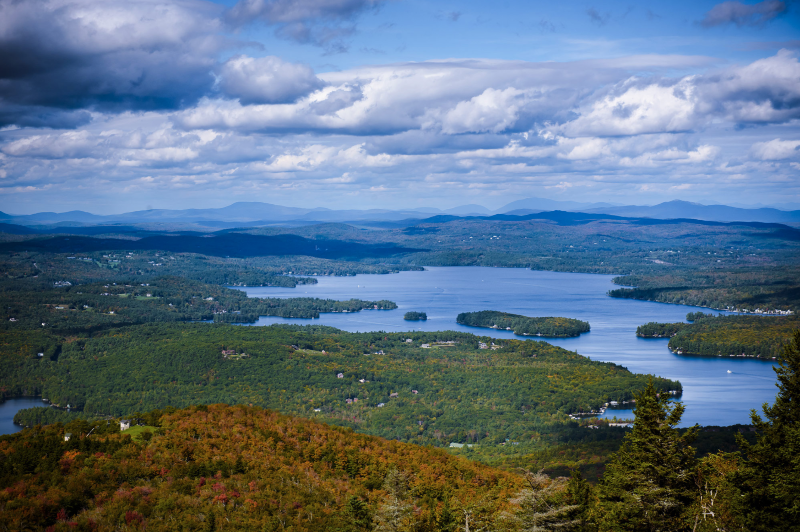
[{"left": 0, "top": 0, "right": 798, "bottom": 214}]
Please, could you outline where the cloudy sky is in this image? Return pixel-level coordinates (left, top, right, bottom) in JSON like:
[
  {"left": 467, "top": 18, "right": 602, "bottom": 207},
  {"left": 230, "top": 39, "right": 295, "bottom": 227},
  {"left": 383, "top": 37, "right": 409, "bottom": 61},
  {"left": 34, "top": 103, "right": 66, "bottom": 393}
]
[{"left": 0, "top": 0, "right": 798, "bottom": 214}]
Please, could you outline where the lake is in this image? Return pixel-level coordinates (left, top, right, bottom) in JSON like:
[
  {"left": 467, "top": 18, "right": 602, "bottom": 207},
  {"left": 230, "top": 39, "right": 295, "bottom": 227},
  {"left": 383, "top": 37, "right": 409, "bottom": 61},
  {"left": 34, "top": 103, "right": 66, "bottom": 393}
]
[
  {"left": 0, "top": 397, "right": 48, "bottom": 436},
  {"left": 236, "top": 266, "right": 778, "bottom": 427}
]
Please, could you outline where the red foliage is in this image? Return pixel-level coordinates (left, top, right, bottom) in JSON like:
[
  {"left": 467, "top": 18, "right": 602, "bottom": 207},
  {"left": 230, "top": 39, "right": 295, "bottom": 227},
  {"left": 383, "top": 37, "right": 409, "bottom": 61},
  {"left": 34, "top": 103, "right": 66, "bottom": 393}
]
[{"left": 124, "top": 510, "right": 144, "bottom": 526}]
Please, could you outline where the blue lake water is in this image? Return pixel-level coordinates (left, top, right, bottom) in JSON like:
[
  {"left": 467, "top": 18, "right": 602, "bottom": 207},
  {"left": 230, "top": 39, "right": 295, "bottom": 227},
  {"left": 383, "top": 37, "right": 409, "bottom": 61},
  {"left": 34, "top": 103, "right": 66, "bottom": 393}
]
[
  {"left": 236, "top": 267, "right": 779, "bottom": 427},
  {"left": 0, "top": 397, "right": 48, "bottom": 436}
]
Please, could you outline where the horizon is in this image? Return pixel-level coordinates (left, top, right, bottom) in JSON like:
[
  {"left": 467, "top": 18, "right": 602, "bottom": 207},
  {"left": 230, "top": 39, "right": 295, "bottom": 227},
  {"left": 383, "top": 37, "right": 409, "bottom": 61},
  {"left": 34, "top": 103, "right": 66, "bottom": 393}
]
[
  {"left": 4, "top": 197, "right": 800, "bottom": 218},
  {"left": 0, "top": 0, "right": 798, "bottom": 213}
]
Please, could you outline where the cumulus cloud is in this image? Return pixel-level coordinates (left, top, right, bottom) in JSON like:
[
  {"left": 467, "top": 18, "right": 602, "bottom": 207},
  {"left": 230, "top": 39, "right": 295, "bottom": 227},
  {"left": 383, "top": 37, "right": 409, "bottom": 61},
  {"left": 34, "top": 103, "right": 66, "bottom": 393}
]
[
  {"left": 1, "top": 50, "right": 799, "bottom": 208},
  {"left": 218, "top": 55, "right": 325, "bottom": 104},
  {"left": 700, "top": 0, "right": 787, "bottom": 27},
  {"left": 751, "top": 138, "right": 800, "bottom": 159},
  {"left": 0, "top": 0, "right": 225, "bottom": 124},
  {"left": 224, "top": 0, "right": 384, "bottom": 50}
]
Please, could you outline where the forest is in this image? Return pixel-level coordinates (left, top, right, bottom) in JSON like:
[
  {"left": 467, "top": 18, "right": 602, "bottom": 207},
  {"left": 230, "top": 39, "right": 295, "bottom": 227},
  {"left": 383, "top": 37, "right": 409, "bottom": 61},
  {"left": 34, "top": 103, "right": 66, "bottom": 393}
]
[
  {"left": 1, "top": 330, "right": 798, "bottom": 532},
  {"left": 635, "top": 313, "right": 798, "bottom": 358},
  {"left": 2, "top": 323, "right": 677, "bottom": 448},
  {"left": 667, "top": 314, "right": 799, "bottom": 359},
  {"left": 457, "top": 311, "right": 590, "bottom": 337},
  {"left": 403, "top": 311, "right": 427, "bottom": 321}
]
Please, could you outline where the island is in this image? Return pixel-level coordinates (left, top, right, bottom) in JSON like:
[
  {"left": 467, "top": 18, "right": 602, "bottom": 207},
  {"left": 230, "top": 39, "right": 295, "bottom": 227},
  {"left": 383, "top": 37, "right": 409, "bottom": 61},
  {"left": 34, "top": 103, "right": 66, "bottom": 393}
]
[
  {"left": 456, "top": 310, "right": 590, "bottom": 337},
  {"left": 404, "top": 311, "right": 427, "bottom": 321},
  {"left": 637, "top": 313, "right": 799, "bottom": 359}
]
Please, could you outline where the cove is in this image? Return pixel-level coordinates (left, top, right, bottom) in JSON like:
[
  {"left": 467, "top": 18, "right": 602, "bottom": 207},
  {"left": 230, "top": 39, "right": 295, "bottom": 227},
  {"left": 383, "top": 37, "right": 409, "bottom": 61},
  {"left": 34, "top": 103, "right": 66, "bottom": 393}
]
[
  {"left": 235, "top": 266, "right": 778, "bottom": 428},
  {"left": 0, "top": 397, "right": 48, "bottom": 436}
]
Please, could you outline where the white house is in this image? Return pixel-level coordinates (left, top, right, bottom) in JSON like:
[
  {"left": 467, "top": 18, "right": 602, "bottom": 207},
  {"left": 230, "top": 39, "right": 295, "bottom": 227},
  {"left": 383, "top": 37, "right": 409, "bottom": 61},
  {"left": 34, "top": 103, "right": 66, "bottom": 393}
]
[{"left": 120, "top": 419, "right": 131, "bottom": 431}]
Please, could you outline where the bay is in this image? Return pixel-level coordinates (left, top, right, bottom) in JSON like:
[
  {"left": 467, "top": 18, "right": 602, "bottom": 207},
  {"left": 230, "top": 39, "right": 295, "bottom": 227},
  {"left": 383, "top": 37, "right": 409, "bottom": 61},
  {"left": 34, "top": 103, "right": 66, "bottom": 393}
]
[
  {"left": 235, "top": 266, "right": 778, "bottom": 428},
  {"left": 0, "top": 397, "right": 48, "bottom": 436}
]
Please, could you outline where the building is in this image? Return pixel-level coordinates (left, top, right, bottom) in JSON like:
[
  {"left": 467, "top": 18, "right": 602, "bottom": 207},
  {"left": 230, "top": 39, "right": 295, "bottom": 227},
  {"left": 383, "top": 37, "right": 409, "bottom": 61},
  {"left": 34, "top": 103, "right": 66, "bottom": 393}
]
[
  {"left": 64, "top": 433, "right": 72, "bottom": 441},
  {"left": 120, "top": 420, "right": 131, "bottom": 431}
]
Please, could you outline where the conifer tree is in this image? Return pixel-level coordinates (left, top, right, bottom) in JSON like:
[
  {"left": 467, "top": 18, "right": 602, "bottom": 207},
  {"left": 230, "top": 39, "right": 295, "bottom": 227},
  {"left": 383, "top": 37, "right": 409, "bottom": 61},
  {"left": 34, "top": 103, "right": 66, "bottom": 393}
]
[
  {"left": 592, "top": 379, "right": 698, "bottom": 531},
  {"left": 737, "top": 329, "right": 800, "bottom": 531}
]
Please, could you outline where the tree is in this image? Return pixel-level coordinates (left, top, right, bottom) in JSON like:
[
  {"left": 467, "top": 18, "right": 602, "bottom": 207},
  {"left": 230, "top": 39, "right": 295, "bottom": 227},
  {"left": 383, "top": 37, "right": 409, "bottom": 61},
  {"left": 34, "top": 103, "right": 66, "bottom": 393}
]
[
  {"left": 592, "top": 379, "right": 698, "bottom": 531},
  {"left": 373, "top": 468, "right": 414, "bottom": 532},
  {"left": 566, "top": 469, "right": 592, "bottom": 530},
  {"left": 511, "top": 469, "right": 579, "bottom": 531},
  {"left": 737, "top": 329, "right": 800, "bottom": 531}
]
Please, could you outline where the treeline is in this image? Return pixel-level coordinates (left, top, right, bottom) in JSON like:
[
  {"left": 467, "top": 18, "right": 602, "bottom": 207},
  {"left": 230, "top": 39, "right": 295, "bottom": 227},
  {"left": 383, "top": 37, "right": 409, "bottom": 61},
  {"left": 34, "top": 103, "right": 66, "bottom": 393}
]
[
  {"left": 635, "top": 313, "right": 798, "bottom": 359},
  {"left": 637, "top": 322, "right": 687, "bottom": 338},
  {"left": 0, "top": 323, "right": 679, "bottom": 447},
  {"left": 214, "top": 298, "right": 397, "bottom": 322},
  {"left": 457, "top": 311, "right": 590, "bottom": 337},
  {"left": 404, "top": 311, "right": 427, "bottom": 321}
]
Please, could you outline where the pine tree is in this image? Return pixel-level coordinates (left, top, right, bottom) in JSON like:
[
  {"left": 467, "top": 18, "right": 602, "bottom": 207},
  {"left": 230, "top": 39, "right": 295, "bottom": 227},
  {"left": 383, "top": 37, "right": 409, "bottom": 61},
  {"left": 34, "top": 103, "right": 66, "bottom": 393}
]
[
  {"left": 566, "top": 469, "right": 592, "bottom": 530},
  {"left": 737, "top": 329, "right": 800, "bottom": 531},
  {"left": 592, "top": 379, "right": 698, "bottom": 531}
]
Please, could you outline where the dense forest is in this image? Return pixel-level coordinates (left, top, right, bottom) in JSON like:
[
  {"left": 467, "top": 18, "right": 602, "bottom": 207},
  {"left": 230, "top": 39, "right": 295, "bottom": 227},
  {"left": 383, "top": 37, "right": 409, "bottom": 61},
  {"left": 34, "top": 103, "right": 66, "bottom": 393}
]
[
  {"left": 403, "top": 311, "right": 427, "bottom": 321},
  {"left": 667, "top": 314, "right": 799, "bottom": 359},
  {"left": 609, "top": 268, "right": 800, "bottom": 313},
  {"left": 0, "top": 275, "right": 396, "bottom": 332},
  {"left": 2, "top": 329, "right": 798, "bottom": 532},
  {"left": 2, "top": 323, "right": 677, "bottom": 448},
  {"left": 636, "top": 322, "right": 687, "bottom": 338},
  {"left": 635, "top": 313, "right": 798, "bottom": 358},
  {"left": 457, "top": 311, "right": 590, "bottom": 337}
]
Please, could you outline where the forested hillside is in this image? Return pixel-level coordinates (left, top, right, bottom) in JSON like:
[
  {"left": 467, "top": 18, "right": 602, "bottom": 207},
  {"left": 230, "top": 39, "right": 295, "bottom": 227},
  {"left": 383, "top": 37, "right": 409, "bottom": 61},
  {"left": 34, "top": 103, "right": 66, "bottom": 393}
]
[
  {"left": 667, "top": 314, "right": 799, "bottom": 359},
  {"left": 457, "top": 311, "right": 590, "bottom": 337},
  {"left": 635, "top": 313, "right": 798, "bottom": 359},
  {"left": 2, "top": 323, "right": 676, "bottom": 447},
  {"left": 0, "top": 404, "right": 528, "bottom": 531}
]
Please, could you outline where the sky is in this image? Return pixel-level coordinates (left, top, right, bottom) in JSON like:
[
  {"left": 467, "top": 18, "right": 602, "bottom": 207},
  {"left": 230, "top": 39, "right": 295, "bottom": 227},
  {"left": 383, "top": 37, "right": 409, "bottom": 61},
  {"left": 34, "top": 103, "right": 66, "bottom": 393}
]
[{"left": 0, "top": 0, "right": 799, "bottom": 214}]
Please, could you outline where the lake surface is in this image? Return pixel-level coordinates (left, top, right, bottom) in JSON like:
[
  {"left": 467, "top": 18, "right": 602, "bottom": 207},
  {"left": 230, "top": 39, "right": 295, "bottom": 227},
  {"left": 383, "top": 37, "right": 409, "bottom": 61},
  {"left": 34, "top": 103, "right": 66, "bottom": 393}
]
[
  {"left": 236, "top": 267, "right": 779, "bottom": 427},
  {"left": 0, "top": 397, "right": 47, "bottom": 436}
]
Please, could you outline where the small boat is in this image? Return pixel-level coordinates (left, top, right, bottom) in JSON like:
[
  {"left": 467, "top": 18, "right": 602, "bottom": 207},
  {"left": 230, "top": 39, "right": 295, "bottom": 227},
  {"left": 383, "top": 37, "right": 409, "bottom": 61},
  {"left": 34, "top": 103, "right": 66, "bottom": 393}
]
[{"left": 727, "top": 370, "right": 732, "bottom": 373}]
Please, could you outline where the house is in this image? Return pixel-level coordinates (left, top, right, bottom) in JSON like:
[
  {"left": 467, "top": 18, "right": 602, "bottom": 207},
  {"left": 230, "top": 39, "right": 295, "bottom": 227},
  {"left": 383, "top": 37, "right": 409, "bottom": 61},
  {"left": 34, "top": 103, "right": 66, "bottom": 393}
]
[
  {"left": 390, "top": 392, "right": 399, "bottom": 398},
  {"left": 37, "top": 353, "right": 43, "bottom": 357},
  {"left": 346, "top": 398, "right": 353, "bottom": 404},
  {"left": 64, "top": 433, "right": 72, "bottom": 441},
  {"left": 608, "top": 422, "right": 632, "bottom": 428},
  {"left": 412, "top": 390, "right": 418, "bottom": 394},
  {"left": 377, "top": 403, "right": 385, "bottom": 407},
  {"left": 359, "top": 379, "right": 365, "bottom": 383},
  {"left": 120, "top": 420, "right": 131, "bottom": 431},
  {"left": 405, "top": 339, "right": 413, "bottom": 343},
  {"left": 313, "top": 408, "right": 321, "bottom": 412},
  {"left": 337, "top": 373, "right": 344, "bottom": 379},
  {"left": 421, "top": 344, "right": 430, "bottom": 348}
]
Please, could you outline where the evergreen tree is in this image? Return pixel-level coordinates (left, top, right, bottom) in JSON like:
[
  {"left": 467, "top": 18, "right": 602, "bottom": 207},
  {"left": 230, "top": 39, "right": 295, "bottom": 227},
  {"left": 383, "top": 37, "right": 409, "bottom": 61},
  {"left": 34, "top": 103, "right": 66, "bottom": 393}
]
[
  {"left": 737, "top": 329, "right": 800, "bottom": 531},
  {"left": 566, "top": 469, "right": 593, "bottom": 531},
  {"left": 592, "top": 379, "right": 698, "bottom": 531}
]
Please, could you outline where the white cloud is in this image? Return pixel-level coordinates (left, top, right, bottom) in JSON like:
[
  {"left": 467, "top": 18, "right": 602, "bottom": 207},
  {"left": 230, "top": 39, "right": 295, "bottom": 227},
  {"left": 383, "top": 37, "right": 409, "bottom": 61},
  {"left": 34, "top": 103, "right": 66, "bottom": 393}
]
[
  {"left": 752, "top": 138, "right": 800, "bottom": 160},
  {"left": 218, "top": 55, "right": 325, "bottom": 104}
]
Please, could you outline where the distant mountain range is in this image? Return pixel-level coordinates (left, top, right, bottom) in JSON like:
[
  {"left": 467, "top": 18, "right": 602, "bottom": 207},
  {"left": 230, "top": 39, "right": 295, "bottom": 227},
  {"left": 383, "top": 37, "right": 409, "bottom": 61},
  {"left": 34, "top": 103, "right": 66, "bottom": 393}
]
[{"left": 1, "top": 198, "right": 799, "bottom": 228}]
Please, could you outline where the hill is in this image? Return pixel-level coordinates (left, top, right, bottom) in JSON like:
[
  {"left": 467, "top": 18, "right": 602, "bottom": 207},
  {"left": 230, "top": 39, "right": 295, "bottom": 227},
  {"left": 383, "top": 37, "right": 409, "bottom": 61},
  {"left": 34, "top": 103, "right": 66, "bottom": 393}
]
[{"left": 0, "top": 404, "right": 525, "bottom": 531}]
